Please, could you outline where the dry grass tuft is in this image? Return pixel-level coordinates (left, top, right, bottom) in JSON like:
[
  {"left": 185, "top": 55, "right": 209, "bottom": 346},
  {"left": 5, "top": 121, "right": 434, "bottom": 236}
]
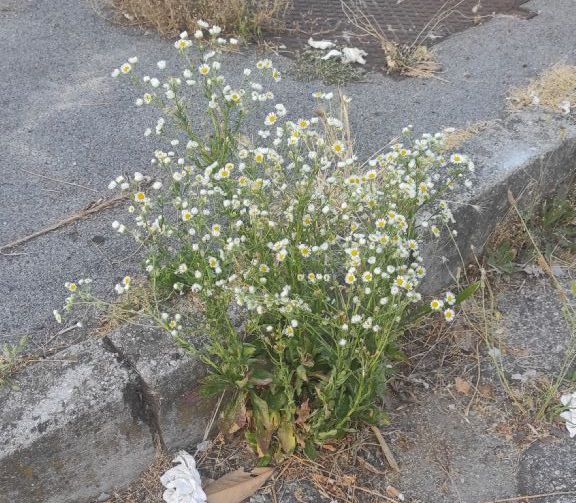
[
  {"left": 509, "top": 64, "right": 576, "bottom": 113},
  {"left": 441, "top": 121, "right": 494, "bottom": 151},
  {"left": 103, "top": 451, "right": 171, "bottom": 503},
  {"left": 95, "top": 282, "right": 156, "bottom": 337},
  {"left": 340, "top": 0, "right": 459, "bottom": 78},
  {"left": 91, "top": 0, "right": 289, "bottom": 39}
]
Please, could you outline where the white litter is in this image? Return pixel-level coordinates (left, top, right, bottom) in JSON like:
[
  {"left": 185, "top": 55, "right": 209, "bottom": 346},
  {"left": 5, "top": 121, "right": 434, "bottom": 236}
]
[
  {"left": 560, "top": 392, "right": 576, "bottom": 438},
  {"left": 559, "top": 100, "right": 571, "bottom": 115},
  {"left": 341, "top": 47, "right": 367, "bottom": 65},
  {"left": 321, "top": 49, "right": 343, "bottom": 61},
  {"left": 487, "top": 347, "right": 501, "bottom": 358},
  {"left": 308, "top": 38, "right": 336, "bottom": 50},
  {"left": 319, "top": 47, "right": 368, "bottom": 65},
  {"left": 161, "top": 451, "right": 207, "bottom": 503}
]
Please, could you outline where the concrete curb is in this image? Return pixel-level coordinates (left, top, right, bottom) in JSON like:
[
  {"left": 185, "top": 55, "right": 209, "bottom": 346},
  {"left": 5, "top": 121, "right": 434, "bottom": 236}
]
[
  {"left": 0, "top": 327, "right": 213, "bottom": 503},
  {"left": 1, "top": 111, "right": 575, "bottom": 503},
  {"left": 423, "top": 110, "right": 576, "bottom": 293}
]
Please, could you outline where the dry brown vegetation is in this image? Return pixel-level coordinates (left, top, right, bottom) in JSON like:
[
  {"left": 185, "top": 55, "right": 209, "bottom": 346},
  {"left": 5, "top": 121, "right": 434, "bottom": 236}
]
[
  {"left": 91, "top": 0, "right": 289, "bottom": 39},
  {"left": 509, "top": 64, "right": 576, "bottom": 113},
  {"left": 102, "top": 451, "right": 171, "bottom": 503},
  {"left": 441, "top": 120, "right": 495, "bottom": 151},
  {"left": 340, "top": 0, "right": 457, "bottom": 77}
]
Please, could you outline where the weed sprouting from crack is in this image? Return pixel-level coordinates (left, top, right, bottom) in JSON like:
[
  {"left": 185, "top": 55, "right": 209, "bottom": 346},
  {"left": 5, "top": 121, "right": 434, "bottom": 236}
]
[
  {"left": 292, "top": 49, "right": 365, "bottom": 85},
  {"left": 341, "top": 0, "right": 451, "bottom": 78},
  {"left": 0, "top": 336, "right": 28, "bottom": 387},
  {"left": 509, "top": 64, "right": 576, "bottom": 114},
  {"left": 89, "top": 0, "right": 290, "bottom": 40}
]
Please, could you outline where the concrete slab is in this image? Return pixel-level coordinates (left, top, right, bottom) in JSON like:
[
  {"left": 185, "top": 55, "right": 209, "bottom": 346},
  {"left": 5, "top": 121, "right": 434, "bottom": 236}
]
[
  {"left": 105, "top": 321, "right": 214, "bottom": 451},
  {"left": 0, "top": 337, "right": 156, "bottom": 503},
  {"left": 389, "top": 395, "right": 519, "bottom": 503},
  {"left": 0, "top": 319, "right": 216, "bottom": 503},
  {"left": 497, "top": 277, "right": 575, "bottom": 378},
  {"left": 519, "top": 440, "right": 576, "bottom": 503},
  {"left": 423, "top": 112, "right": 576, "bottom": 294}
]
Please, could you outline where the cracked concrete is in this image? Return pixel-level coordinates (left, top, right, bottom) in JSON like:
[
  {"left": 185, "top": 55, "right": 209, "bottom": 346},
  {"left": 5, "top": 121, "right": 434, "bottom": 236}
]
[{"left": 0, "top": 323, "right": 213, "bottom": 503}]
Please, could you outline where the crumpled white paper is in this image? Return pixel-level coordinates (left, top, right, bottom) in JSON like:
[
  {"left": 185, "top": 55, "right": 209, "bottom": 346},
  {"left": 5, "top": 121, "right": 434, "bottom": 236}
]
[
  {"left": 161, "top": 451, "right": 207, "bottom": 503},
  {"left": 341, "top": 47, "right": 367, "bottom": 65},
  {"left": 560, "top": 392, "right": 576, "bottom": 438},
  {"left": 308, "top": 37, "right": 335, "bottom": 50},
  {"left": 319, "top": 47, "right": 367, "bottom": 65},
  {"left": 321, "top": 49, "right": 343, "bottom": 60}
]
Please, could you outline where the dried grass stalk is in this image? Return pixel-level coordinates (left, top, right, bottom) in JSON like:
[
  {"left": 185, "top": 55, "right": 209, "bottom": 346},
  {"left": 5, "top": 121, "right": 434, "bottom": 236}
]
[
  {"left": 91, "top": 0, "right": 289, "bottom": 38},
  {"left": 509, "top": 64, "right": 576, "bottom": 113}
]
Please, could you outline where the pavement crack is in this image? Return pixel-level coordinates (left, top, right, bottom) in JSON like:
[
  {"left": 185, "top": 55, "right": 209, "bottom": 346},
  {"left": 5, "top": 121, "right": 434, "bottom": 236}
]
[{"left": 102, "top": 335, "right": 167, "bottom": 452}]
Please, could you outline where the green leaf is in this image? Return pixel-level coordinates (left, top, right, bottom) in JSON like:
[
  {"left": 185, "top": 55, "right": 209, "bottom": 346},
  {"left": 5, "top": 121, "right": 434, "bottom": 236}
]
[
  {"left": 317, "top": 429, "right": 338, "bottom": 441},
  {"left": 296, "top": 365, "right": 308, "bottom": 382},
  {"left": 242, "top": 345, "right": 257, "bottom": 358},
  {"left": 385, "top": 342, "right": 408, "bottom": 362},
  {"left": 303, "top": 440, "right": 318, "bottom": 459},
  {"left": 256, "top": 454, "right": 272, "bottom": 467},
  {"left": 455, "top": 281, "right": 480, "bottom": 304},
  {"left": 249, "top": 368, "right": 273, "bottom": 386},
  {"left": 245, "top": 431, "right": 257, "bottom": 450}
]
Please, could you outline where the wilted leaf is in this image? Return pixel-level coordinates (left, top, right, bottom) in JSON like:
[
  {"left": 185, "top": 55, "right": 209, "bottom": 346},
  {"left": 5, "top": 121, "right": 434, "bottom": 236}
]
[
  {"left": 454, "top": 377, "right": 471, "bottom": 395},
  {"left": 251, "top": 393, "right": 274, "bottom": 456},
  {"left": 205, "top": 467, "right": 274, "bottom": 503},
  {"left": 226, "top": 399, "right": 247, "bottom": 435},
  {"left": 295, "top": 399, "right": 311, "bottom": 427},
  {"left": 478, "top": 384, "right": 494, "bottom": 398},
  {"left": 278, "top": 420, "right": 296, "bottom": 454}
]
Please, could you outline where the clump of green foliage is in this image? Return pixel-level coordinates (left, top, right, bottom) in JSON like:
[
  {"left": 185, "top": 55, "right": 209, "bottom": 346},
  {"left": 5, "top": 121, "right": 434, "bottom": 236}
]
[{"left": 58, "top": 26, "right": 474, "bottom": 462}]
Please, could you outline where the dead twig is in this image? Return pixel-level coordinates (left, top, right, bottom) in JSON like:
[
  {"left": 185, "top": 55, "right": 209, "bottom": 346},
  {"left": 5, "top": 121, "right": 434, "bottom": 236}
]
[
  {"left": 351, "top": 485, "right": 397, "bottom": 502},
  {"left": 370, "top": 425, "right": 400, "bottom": 472},
  {"left": 0, "top": 194, "right": 126, "bottom": 252},
  {"left": 20, "top": 168, "right": 98, "bottom": 193},
  {"left": 202, "top": 392, "right": 225, "bottom": 443}
]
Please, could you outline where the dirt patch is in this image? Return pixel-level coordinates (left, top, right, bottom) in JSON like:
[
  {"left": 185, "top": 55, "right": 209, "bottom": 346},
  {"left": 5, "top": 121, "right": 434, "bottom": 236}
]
[{"left": 509, "top": 64, "right": 576, "bottom": 114}]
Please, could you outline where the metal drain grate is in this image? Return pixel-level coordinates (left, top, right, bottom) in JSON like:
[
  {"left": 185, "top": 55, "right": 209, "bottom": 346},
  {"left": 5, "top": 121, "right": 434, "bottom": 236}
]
[{"left": 270, "top": 0, "right": 533, "bottom": 71}]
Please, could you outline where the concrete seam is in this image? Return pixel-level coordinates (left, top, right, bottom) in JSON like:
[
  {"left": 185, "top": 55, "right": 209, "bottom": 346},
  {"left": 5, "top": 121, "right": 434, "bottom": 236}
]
[{"left": 101, "top": 335, "right": 167, "bottom": 453}]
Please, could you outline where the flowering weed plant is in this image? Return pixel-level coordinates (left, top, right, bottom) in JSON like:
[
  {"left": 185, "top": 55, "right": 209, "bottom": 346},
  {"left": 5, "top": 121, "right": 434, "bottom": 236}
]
[{"left": 59, "top": 24, "right": 475, "bottom": 462}]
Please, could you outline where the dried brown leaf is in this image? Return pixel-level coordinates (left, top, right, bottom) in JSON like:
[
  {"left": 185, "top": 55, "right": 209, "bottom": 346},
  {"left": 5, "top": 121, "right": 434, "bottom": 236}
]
[
  {"left": 478, "top": 383, "right": 495, "bottom": 398},
  {"left": 386, "top": 484, "right": 405, "bottom": 501},
  {"left": 295, "top": 399, "right": 311, "bottom": 427},
  {"left": 205, "top": 467, "right": 274, "bottom": 503},
  {"left": 454, "top": 377, "right": 472, "bottom": 396}
]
